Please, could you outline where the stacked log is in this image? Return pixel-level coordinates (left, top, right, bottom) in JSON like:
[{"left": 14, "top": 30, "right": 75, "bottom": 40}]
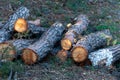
[
  {"left": 14, "top": 19, "right": 48, "bottom": 34},
  {"left": 0, "top": 43, "right": 15, "bottom": 62},
  {"left": 61, "top": 14, "right": 89, "bottom": 50},
  {"left": 0, "top": 39, "right": 35, "bottom": 62},
  {"left": 0, "top": 7, "right": 48, "bottom": 43},
  {"left": 22, "top": 22, "right": 65, "bottom": 65},
  {"left": 57, "top": 50, "right": 71, "bottom": 62},
  {"left": 71, "top": 29, "right": 112, "bottom": 63},
  {"left": 3, "top": 6, "right": 30, "bottom": 31},
  {"left": 0, "top": 6, "right": 30, "bottom": 42},
  {"left": 89, "top": 44, "right": 120, "bottom": 67}
]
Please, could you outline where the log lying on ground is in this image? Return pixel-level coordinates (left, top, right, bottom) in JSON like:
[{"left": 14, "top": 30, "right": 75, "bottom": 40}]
[
  {"left": 0, "top": 39, "right": 35, "bottom": 62},
  {"left": 28, "top": 23, "right": 48, "bottom": 34},
  {"left": 61, "top": 14, "right": 89, "bottom": 50},
  {"left": 3, "top": 6, "right": 29, "bottom": 31},
  {"left": 22, "top": 22, "right": 65, "bottom": 65},
  {"left": 72, "top": 29, "right": 112, "bottom": 63},
  {"left": 0, "top": 7, "right": 29, "bottom": 42},
  {"left": 14, "top": 18, "right": 48, "bottom": 33},
  {"left": 0, "top": 30, "right": 11, "bottom": 43},
  {"left": 7, "top": 39, "right": 35, "bottom": 51},
  {"left": 56, "top": 49, "right": 71, "bottom": 62},
  {"left": 89, "top": 44, "right": 120, "bottom": 67},
  {"left": 50, "top": 46, "right": 61, "bottom": 55},
  {"left": 0, "top": 43, "right": 15, "bottom": 62}
]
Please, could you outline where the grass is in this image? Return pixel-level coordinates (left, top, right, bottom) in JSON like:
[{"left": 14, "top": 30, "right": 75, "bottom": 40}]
[
  {"left": 0, "top": 60, "right": 24, "bottom": 78},
  {"left": 66, "top": 0, "right": 89, "bottom": 12}
]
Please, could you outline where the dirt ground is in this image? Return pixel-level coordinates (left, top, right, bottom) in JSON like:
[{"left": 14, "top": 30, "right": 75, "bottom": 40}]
[{"left": 0, "top": 0, "right": 120, "bottom": 80}]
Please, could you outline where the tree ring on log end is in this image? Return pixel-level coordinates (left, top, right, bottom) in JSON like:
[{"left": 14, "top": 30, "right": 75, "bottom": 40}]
[
  {"left": 57, "top": 49, "right": 68, "bottom": 62},
  {"left": 72, "top": 46, "right": 88, "bottom": 62},
  {"left": 61, "top": 38, "right": 72, "bottom": 50},
  {"left": 14, "top": 18, "right": 28, "bottom": 33},
  {"left": 22, "top": 48, "right": 38, "bottom": 65}
]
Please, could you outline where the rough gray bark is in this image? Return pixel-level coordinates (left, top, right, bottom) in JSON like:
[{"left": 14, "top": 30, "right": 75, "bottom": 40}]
[
  {"left": 0, "top": 39, "right": 35, "bottom": 61},
  {"left": 3, "top": 6, "right": 29, "bottom": 31},
  {"left": 0, "top": 30, "right": 11, "bottom": 43},
  {"left": 89, "top": 44, "right": 120, "bottom": 67},
  {"left": 6, "top": 39, "right": 35, "bottom": 51},
  {"left": 61, "top": 14, "right": 89, "bottom": 50},
  {"left": 0, "top": 6, "right": 30, "bottom": 43},
  {"left": 22, "top": 22, "right": 65, "bottom": 64},
  {"left": 72, "top": 29, "right": 112, "bottom": 62},
  {"left": 74, "top": 29, "right": 112, "bottom": 53},
  {"left": 51, "top": 46, "right": 62, "bottom": 55},
  {"left": 28, "top": 23, "right": 48, "bottom": 34}
]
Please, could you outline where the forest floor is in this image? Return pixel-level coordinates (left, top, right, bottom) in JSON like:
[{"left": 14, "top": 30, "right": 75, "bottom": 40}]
[{"left": 0, "top": 0, "right": 120, "bottom": 80}]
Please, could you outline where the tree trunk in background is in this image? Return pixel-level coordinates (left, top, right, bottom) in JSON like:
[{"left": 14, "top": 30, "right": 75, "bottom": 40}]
[
  {"left": 89, "top": 44, "right": 120, "bottom": 67},
  {"left": 22, "top": 22, "right": 65, "bottom": 65},
  {"left": 61, "top": 14, "right": 89, "bottom": 50},
  {"left": 72, "top": 29, "right": 112, "bottom": 63}
]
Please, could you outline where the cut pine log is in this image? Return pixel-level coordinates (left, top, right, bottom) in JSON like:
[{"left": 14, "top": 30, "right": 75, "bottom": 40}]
[
  {"left": 0, "top": 43, "right": 15, "bottom": 62},
  {"left": 0, "top": 39, "right": 35, "bottom": 62},
  {"left": 0, "top": 7, "right": 29, "bottom": 42},
  {"left": 61, "top": 14, "right": 89, "bottom": 50},
  {"left": 3, "top": 6, "right": 29, "bottom": 31},
  {"left": 89, "top": 44, "right": 120, "bottom": 67},
  {"left": 72, "top": 29, "right": 112, "bottom": 63},
  {"left": 7, "top": 39, "right": 35, "bottom": 52},
  {"left": 22, "top": 22, "right": 65, "bottom": 65},
  {"left": 14, "top": 18, "right": 48, "bottom": 33},
  {"left": 56, "top": 49, "right": 71, "bottom": 62}
]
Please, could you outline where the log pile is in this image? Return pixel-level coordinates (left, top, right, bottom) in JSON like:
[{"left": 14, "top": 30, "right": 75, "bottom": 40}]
[{"left": 0, "top": 6, "right": 120, "bottom": 68}]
